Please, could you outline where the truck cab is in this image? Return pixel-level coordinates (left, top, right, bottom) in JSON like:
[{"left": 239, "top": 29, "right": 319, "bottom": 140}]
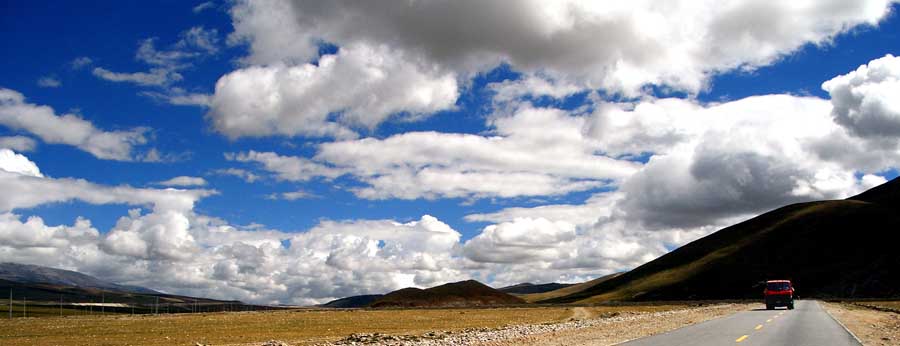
[{"left": 764, "top": 280, "right": 794, "bottom": 310}]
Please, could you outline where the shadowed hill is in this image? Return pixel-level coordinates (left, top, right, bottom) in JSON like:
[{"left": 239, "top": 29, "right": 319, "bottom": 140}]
[
  {"left": 498, "top": 282, "right": 574, "bottom": 295},
  {"left": 543, "top": 178, "right": 900, "bottom": 304},
  {"left": 370, "top": 280, "right": 525, "bottom": 308},
  {"left": 321, "top": 294, "right": 384, "bottom": 308}
]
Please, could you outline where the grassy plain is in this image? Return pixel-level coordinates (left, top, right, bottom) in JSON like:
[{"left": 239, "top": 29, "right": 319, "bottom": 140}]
[{"left": 1, "top": 304, "right": 690, "bottom": 346}]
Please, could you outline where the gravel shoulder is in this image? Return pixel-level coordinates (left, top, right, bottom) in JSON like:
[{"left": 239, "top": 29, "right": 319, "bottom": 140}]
[
  {"left": 821, "top": 301, "right": 900, "bottom": 346},
  {"left": 318, "top": 303, "right": 753, "bottom": 346}
]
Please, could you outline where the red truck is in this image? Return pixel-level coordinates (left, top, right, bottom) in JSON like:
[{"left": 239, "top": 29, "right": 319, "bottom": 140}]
[{"left": 764, "top": 279, "right": 794, "bottom": 310}]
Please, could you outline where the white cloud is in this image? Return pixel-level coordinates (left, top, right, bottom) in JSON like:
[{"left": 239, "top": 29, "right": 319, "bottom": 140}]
[
  {"left": 229, "top": 0, "right": 897, "bottom": 96},
  {"left": 93, "top": 67, "right": 182, "bottom": 87},
  {"left": 211, "top": 168, "right": 261, "bottom": 183},
  {"left": 178, "top": 26, "right": 220, "bottom": 54},
  {"left": 462, "top": 218, "right": 576, "bottom": 264},
  {"left": 70, "top": 57, "right": 93, "bottom": 70},
  {"left": 823, "top": 54, "right": 900, "bottom": 139},
  {"left": 37, "top": 76, "right": 61, "bottom": 88},
  {"left": 0, "top": 148, "right": 43, "bottom": 177},
  {"left": 489, "top": 74, "right": 583, "bottom": 105},
  {"left": 93, "top": 27, "right": 218, "bottom": 90},
  {"left": 231, "top": 105, "right": 639, "bottom": 200},
  {"left": 193, "top": 1, "right": 215, "bottom": 13},
  {"left": 0, "top": 163, "right": 467, "bottom": 304},
  {"left": 140, "top": 89, "right": 212, "bottom": 107},
  {"left": 0, "top": 136, "right": 37, "bottom": 152},
  {"left": 0, "top": 88, "right": 150, "bottom": 161},
  {"left": 267, "top": 190, "right": 316, "bottom": 201},
  {"left": 313, "top": 106, "right": 639, "bottom": 199},
  {"left": 208, "top": 43, "right": 458, "bottom": 139},
  {"left": 226, "top": 151, "right": 344, "bottom": 182},
  {"left": 157, "top": 176, "right": 208, "bottom": 187}
]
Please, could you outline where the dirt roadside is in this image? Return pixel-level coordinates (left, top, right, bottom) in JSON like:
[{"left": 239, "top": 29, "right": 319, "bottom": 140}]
[
  {"left": 821, "top": 301, "right": 900, "bottom": 346},
  {"left": 318, "top": 303, "right": 753, "bottom": 346},
  {"left": 480, "top": 303, "right": 751, "bottom": 346}
]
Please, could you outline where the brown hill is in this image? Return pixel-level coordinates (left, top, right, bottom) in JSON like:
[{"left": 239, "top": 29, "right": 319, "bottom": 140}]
[
  {"left": 543, "top": 177, "right": 900, "bottom": 304},
  {"left": 370, "top": 280, "right": 525, "bottom": 308}
]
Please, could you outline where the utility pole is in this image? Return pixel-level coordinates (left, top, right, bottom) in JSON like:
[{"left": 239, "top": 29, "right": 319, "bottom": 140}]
[
  {"left": 155, "top": 296, "right": 159, "bottom": 315},
  {"left": 60, "top": 294, "right": 63, "bottom": 317},
  {"left": 23, "top": 296, "right": 26, "bottom": 318},
  {"left": 8, "top": 288, "right": 11, "bottom": 319},
  {"left": 101, "top": 292, "right": 105, "bottom": 314}
]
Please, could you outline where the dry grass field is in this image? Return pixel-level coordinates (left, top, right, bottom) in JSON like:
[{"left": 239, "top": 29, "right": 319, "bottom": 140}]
[
  {"left": 1, "top": 304, "right": 691, "bottom": 346},
  {"left": 852, "top": 300, "right": 900, "bottom": 313},
  {"left": 823, "top": 301, "right": 900, "bottom": 346}
]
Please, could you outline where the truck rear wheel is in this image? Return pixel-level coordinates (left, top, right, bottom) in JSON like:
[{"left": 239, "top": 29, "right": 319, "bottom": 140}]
[
  {"left": 788, "top": 302, "right": 794, "bottom": 310},
  {"left": 766, "top": 304, "right": 774, "bottom": 310}
]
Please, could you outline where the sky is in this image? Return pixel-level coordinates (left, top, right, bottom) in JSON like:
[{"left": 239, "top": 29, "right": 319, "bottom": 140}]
[{"left": 1, "top": 0, "right": 899, "bottom": 305}]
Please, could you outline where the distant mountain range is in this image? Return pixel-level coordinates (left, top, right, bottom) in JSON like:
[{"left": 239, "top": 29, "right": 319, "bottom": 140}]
[
  {"left": 369, "top": 280, "right": 525, "bottom": 308},
  {"left": 0, "top": 262, "right": 253, "bottom": 315},
  {"left": 498, "top": 282, "right": 573, "bottom": 295},
  {"left": 0, "top": 262, "right": 158, "bottom": 294},
  {"left": 540, "top": 177, "right": 900, "bottom": 303}
]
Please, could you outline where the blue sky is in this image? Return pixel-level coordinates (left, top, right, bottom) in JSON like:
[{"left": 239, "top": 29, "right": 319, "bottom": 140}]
[{"left": 1, "top": 1, "right": 899, "bottom": 304}]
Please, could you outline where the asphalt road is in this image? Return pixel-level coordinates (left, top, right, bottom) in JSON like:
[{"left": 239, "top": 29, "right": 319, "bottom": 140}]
[{"left": 618, "top": 300, "right": 861, "bottom": 346}]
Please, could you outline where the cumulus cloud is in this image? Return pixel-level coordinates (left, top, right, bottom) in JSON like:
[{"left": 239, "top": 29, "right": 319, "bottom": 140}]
[
  {"left": 208, "top": 43, "right": 458, "bottom": 139},
  {"left": 463, "top": 218, "right": 576, "bottom": 264},
  {"left": 0, "top": 154, "right": 468, "bottom": 303},
  {"left": 0, "top": 136, "right": 37, "bottom": 152},
  {"left": 229, "top": 0, "right": 897, "bottom": 96},
  {"left": 156, "top": 176, "right": 208, "bottom": 187},
  {"left": 823, "top": 54, "right": 900, "bottom": 139},
  {"left": 0, "top": 148, "right": 43, "bottom": 177},
  {"left": 0, "top": 88, "right": 150, "bottom": 161}
]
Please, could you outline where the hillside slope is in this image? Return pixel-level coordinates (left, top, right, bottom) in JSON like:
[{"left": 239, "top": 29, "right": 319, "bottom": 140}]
[
  {"left": 370, "top": 280, "right": 525, "bottom": 308},
  {"left": 544, "top": 178, "right": 900, "bottom": 303},
  {"left": 516, "top": 273, "right": 621, "bottom": 303}
]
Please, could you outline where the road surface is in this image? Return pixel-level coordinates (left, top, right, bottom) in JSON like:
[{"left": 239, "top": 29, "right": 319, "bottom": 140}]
[{"left": 618, "top": 300, "right": 860, "bottom": 346}]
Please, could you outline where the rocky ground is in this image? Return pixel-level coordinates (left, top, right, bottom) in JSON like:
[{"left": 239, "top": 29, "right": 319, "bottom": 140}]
[
  {"left": 822, "top": 301, "right": 900, "bottom": 346},
  {"left": 309, "top": 303, "right": 752, "bottom": 346}
]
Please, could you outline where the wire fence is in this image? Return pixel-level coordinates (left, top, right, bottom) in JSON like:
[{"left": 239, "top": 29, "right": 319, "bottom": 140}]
[{"left": 3, "top": 286, "right": 276, "bottom": 319}]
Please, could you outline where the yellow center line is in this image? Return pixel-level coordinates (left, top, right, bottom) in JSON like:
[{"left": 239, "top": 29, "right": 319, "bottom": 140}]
[
  {"left": 773, "top": 315, "right": 779, "bottom": 319},
  {"left": 736, "top": 335, "right": 749, "bottom": 342},
  {"left": 766, "top": 319, "right": 772, "bottom": 323},
  {"left": 755, "top": 324, "right": 763, "bottom": 330}
]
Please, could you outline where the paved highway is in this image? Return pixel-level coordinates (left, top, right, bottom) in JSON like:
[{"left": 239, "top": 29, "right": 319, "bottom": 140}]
[{"left": 618, "top": 300, "right": 861, "bottom": 346}]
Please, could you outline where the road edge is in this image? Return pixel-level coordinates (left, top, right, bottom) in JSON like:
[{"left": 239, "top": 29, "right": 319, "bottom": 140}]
[{"left": 818, "top": 300, "right": 865, "bottom": 346}]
